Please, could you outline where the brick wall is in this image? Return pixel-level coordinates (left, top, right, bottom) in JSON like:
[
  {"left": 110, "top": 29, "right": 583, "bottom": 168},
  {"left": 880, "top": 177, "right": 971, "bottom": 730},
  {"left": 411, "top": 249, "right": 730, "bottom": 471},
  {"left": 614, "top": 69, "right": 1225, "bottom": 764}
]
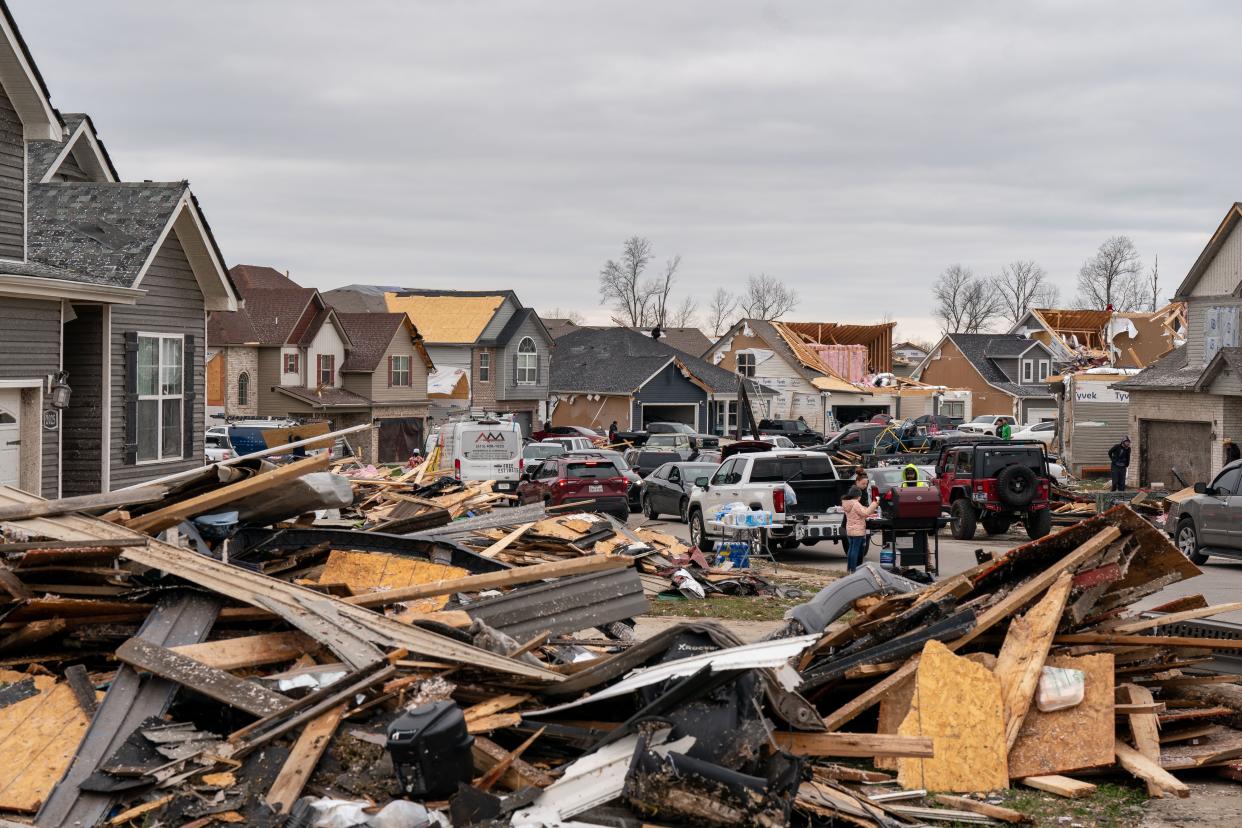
[
  {"left": 472, "top": 347, "right": 497, "bottom": 409},
  {"left": 224, "top": 347, "right": 259, "bottom": 417}
]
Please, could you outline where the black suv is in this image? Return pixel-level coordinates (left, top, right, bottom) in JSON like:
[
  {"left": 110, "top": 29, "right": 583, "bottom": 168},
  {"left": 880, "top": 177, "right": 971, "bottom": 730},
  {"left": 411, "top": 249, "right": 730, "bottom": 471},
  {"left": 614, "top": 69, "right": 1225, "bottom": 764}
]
[{"left": 758, "top": 419, "right": 825, "bottom": 446}]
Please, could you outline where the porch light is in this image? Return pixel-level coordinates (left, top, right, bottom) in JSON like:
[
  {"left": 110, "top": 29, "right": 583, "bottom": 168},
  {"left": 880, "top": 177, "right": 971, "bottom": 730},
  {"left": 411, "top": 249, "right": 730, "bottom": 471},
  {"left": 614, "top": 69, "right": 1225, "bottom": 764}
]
[{"left": 49, "top": 371, "right": 72, "bottom": 410}]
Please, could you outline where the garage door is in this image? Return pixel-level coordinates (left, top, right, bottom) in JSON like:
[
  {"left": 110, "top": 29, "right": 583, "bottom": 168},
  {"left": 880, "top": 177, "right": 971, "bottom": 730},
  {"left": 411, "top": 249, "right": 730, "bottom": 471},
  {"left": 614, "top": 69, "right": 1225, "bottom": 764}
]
[
  {"left": 1141, "top": 420, "right": 1211, "bottom": 488},
  {"left": 642, "top": 404, "right": 697, "bottom": 429},
  {"left": 377, "top": 417, "right": 425, "bottom": 464}
]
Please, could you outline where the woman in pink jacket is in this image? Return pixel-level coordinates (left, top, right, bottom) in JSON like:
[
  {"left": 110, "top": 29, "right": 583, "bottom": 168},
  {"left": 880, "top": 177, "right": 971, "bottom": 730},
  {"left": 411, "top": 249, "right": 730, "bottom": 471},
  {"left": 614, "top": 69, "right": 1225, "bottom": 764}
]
[{"left": 841, "top": 487, "right": 877, "bottom": 573}]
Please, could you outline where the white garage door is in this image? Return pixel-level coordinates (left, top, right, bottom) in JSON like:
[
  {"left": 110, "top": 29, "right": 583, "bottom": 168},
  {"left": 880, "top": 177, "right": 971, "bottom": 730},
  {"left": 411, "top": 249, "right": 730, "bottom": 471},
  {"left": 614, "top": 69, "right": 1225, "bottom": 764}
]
[
  {"left": 1026, "top": 408, "right": 1057, "bottom": 425},
  {"left": 0, "top": 390, "right": 20, "bottom": 489}
]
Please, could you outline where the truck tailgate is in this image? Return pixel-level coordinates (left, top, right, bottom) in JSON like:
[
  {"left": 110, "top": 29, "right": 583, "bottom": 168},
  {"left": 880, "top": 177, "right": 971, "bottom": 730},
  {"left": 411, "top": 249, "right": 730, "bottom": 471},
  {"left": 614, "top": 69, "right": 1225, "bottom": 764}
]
[{"left": 788, "top": 480, "right": 850, "bottom": 514}]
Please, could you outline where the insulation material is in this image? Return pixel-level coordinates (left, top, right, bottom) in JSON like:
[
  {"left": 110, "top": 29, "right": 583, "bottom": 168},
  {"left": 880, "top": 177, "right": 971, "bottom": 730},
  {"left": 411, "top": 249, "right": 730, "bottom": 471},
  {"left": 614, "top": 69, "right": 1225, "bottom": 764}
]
[
  {"left": 896, "top": 642, "right": 1009, "bottom": 792},
  {"left": 1006, "top": 653, "right": 1115, "bottom": 779},
  {"left": 319, "top": 551, "right": 467, "bottom": 613},
  {"left": 805, "top": 344, "right": 868, "bottom": 383}
]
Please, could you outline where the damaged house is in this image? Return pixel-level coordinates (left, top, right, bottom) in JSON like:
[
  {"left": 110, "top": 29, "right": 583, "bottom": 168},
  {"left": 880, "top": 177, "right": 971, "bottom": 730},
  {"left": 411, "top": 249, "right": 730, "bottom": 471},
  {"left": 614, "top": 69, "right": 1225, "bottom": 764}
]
[
  {"left": 0, "top": 5, "right": 239, "bottom": 496},
  {"left": 913, "top": 333, "right": 1056, "bottom": 425}
]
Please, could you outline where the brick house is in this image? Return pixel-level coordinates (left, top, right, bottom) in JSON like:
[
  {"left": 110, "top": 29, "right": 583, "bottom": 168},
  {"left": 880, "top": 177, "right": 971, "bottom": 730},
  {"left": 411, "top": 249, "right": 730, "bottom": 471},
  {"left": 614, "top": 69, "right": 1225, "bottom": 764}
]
[{"left": 1115, "top": 203, "right": 1242, "bottom": 488}]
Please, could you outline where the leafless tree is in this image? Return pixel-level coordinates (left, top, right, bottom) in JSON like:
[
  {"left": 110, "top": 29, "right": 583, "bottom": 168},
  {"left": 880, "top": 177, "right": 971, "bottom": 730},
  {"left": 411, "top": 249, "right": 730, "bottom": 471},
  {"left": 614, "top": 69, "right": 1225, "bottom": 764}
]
[
  {"left": 1146, "top": 254, "right": 1161, "bottom": 312},
  {"left": 647, "top": 255, "right": 683, "bottom": 329},
  {"left": 599, "top": 236, "right": 655, "bottom": 327},
  {"left": 544, "top": 307, "right": 584, "bottom": 325},
  {"left": 706, "top": 288, "right": 739, "bottom": 337},
  {"left": 740, "top": 274, "right": 798, "bottom": 320},
  {"left": 668, "top": 295, "right": 698, "bottom": 328},
  {"left": 993, "top": 260, "right": 1060, "bottom": 324},
  {"left": 933, "top": 264, "right": 1002, "bottom": 334},
  {"left": 1075, "top": 235, "right": 1144, "bottom": 311}
]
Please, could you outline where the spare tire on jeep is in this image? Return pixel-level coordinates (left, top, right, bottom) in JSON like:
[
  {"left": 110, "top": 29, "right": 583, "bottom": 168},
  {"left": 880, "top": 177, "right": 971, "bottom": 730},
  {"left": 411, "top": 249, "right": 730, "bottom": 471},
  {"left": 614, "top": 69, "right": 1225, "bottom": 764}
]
[{"left": 996, "top": 464, "right": 1037, "bottom": 508}]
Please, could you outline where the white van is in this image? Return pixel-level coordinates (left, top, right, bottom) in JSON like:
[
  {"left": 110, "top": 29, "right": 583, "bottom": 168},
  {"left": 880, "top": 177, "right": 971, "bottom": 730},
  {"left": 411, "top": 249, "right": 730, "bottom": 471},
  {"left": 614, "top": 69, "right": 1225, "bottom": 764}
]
[{"left": 451, "top": 418, "right": 524, "bottom": 492}]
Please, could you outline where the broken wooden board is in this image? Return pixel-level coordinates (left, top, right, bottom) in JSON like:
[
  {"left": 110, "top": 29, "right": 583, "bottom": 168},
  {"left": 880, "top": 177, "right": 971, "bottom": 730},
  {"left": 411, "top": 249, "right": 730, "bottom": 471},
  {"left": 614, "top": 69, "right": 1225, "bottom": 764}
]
[
  {"left": 1115, "top": 742, "right": 1189, "bottom": 799},
  {"left": 318, "top": 550, "right": 466, "bottom": 613},
  {"left": 1118, "top": 683, "right": 1162, "bottom": 797},
  {"left": 266, "top": 702, "right": 346, "bottom": 814},
  {"left": 116, "top": 638, "right": 292, "bottom": 718},
  {"left": 0, "top": 672, "right": 99, "bottom": 813},
  {"left": 1159, "top": 726, "right": 1242, "bottom": 769},
  {"left": 995, "top": 571, "right": 1073, "bottom": 750},
  {"left": 773, "top": 732, "right": 933, "bottom": 758},
  {"left": 933, "top": 794, "right": 1032, "bottom": 823},
  {"left": 1021, "top": 775, "right": 1096, "bottom": 798},
  {"left": 1007, "top": 653, "right": 1115, "bottom": 779},
  {"left": 897, "top": 641, "right": 1009, "bottom": 792},
  {"left": 170, "top": 631, "right": 319, "bottom": 671}
]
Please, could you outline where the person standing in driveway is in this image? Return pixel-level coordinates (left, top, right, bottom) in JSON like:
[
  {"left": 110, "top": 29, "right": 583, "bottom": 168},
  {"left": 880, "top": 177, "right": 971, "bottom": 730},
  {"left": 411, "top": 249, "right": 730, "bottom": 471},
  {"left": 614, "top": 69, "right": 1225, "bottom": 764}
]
[
  {"left": 1108, "top": 437, "right": 1131, "bottom": 492},
  {"left": 841, "top": 488, "right": 878, "bottom": 573}
]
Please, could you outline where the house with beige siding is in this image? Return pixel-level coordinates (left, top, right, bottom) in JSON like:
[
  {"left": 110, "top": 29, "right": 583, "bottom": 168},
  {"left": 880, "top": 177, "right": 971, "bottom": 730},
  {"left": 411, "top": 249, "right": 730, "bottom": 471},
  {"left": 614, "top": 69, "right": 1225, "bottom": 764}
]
[
  {"left": 914, "top": 334, "right": 1055, "bottom": 425},
  {"left": 1116, "top": 203, "right": 1242, "bottom": 488},
  {"left": 0, "top": 1, "right": 238, "bottom": 496},
  {"left": 207, "top": 266, "right": 435, "bottom": 463}
]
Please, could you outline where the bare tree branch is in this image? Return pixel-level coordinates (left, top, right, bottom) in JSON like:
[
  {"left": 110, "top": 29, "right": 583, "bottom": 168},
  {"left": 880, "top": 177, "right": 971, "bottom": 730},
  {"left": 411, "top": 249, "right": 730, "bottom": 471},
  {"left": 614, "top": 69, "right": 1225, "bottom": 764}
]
[
  {"left": 1075, "top": 235, "right": 1143, "bottom": 311},
  {"left": 543, "top": 307, "right": 585, "bottom": 325},
  {"left": 740, "top": 273, "right": 798, "bottom": 320},
  {"left": 1146, "top": 253, "right": 1161, "bottom": 312},
  {"left": 933, "top": 264, "right": 1002, "bottom": 333},
  {"left": 598, "top": 236, "right": 653, "bottom": 327},
  {"left": 706, "top": 288, "right": 739, "bottom": 337},
  {"left": 647, "top": 254, "right": 682, "bottom": 329},
  {"left": 669, "top": 294, "right": 698, "bottom": 328},
  {"left": 993, "top": 260, "right": 1060, "bottom": 325}
]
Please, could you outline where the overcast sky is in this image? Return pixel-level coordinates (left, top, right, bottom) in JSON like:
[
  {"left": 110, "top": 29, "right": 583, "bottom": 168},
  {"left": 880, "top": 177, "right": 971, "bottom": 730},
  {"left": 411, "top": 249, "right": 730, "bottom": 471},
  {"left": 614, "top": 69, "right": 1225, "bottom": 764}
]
[{"left": 15, "top": 1, "right": 1242, "bottom": 341}]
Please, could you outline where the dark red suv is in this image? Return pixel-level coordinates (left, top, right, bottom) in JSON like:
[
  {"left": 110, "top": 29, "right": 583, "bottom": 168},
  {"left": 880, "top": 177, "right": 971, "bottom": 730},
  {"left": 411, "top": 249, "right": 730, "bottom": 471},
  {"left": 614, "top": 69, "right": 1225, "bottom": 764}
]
[{"left": 516, "top": 457, "right": 630, "bottom": 520}]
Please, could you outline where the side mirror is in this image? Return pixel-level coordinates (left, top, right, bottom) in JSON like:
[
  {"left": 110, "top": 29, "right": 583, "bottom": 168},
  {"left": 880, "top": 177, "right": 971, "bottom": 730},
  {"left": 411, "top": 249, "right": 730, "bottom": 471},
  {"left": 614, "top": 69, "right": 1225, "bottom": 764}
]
[
  {"left": 1194, "top": 482, "right": 1207, "bottom": 494},
  {"left": 695, "top": 476, "right": 710, "bottom": 488}
]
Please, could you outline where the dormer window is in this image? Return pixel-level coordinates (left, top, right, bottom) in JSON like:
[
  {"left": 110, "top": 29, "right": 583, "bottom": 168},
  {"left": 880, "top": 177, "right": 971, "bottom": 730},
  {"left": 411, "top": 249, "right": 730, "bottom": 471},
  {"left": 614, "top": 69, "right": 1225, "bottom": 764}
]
[{"left": 1022, "top": 359, "right": 1034, "bottom": 383}]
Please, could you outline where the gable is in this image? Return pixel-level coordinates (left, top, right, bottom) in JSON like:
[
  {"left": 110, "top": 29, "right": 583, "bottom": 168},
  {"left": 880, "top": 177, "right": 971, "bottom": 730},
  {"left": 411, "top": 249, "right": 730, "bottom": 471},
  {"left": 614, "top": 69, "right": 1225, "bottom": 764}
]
[
  {"left": 1190, "top": 212, "right": 1242, "bottom": 298},
  {"left": 35, "top": 117, "right": 117, "bottom": 183},
  {"left": 0, "top": 6, "right": 59, "bottom": 141}
]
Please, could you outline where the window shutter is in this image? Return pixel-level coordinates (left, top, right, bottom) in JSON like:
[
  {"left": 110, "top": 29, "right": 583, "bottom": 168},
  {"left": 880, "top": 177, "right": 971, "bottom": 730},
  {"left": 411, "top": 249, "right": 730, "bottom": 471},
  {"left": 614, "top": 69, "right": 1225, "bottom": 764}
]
[
  {"left": 513, "top": 350, "right": 519, "bottom": 386},
  {"left": 535, "top": 348, "right": 541, "bottom": 386},
  {"left": 183, "top": 334, "right": 196, "bottom": 459},
  {"left": 388, "top": 355, "right": 393, "bottom": 388},
  {"left": 123, "top": 331, "right": 138, "bottom": 465}
]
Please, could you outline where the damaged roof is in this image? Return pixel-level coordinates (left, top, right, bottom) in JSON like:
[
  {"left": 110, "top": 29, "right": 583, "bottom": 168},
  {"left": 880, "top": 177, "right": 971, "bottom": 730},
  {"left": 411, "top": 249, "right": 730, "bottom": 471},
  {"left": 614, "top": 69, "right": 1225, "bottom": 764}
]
[
  {"left": 274, "top": 385, "right": 373, "bottom": 408},
  {"left": 337, "top": 312, "right": 434, "bottom": 372},
  {"left": 1114, "top": 345, "right": 1213, "bottom": 392},
  {"left": 552, "top": 326, "right": 750, "bottom": 395}
]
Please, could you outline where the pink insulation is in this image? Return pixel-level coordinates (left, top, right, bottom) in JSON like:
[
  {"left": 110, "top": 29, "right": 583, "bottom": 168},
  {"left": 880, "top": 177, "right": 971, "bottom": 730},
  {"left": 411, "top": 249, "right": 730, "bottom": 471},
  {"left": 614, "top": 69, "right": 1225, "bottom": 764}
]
[{"left": 806, "top": 343, "right": 868, "bottom": 382}]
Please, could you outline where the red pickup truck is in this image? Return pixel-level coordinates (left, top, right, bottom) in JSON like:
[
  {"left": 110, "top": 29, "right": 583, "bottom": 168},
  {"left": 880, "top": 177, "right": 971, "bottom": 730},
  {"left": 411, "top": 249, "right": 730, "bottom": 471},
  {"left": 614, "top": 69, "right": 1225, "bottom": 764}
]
[{"left": 516, "top": 456, "right": 630, "bottom": 520}]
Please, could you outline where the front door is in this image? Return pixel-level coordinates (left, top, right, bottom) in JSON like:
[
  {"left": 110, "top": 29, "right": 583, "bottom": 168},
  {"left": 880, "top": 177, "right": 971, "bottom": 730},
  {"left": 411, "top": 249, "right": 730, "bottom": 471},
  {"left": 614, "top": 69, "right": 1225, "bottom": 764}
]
[{"left": 0, "top": 390, "right": 21, "bottom": 489}]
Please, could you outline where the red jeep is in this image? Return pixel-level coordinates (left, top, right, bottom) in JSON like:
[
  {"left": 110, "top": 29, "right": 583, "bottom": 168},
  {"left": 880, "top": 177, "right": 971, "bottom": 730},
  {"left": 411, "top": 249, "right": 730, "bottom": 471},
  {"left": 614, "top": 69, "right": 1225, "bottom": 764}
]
[
  {"left": 516, "top": 456, "right": 630, "bottom": 520},
  {"left": 936, "top": 440, "right": 1052, "bottom": 540}
]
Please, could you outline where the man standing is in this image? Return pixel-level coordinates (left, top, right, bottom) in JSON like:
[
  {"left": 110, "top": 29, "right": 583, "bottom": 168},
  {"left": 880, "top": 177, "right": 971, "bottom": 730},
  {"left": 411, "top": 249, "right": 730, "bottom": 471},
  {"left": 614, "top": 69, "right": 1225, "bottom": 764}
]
[
  {"left": 1108, "top": 437, "right": 1131, "bottom": 492},
  {"left": 998, "top": 419, "right": 1013, "bottom": 441}
]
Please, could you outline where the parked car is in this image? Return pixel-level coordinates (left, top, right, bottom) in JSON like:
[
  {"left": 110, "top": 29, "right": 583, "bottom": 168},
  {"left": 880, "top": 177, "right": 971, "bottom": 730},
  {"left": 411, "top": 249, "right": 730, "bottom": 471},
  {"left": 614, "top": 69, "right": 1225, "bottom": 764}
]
[
  {"left": 565, "top": 449, "right": 643, "bottom": 510},
  {"left": 532, "top": 425, "right": 606, "bottom": 445},
  {"left": 522, "top": 442, "right": 565, "bottom": 463},
  {"left": 1012, "top": 421, "right": 1057, "bottom": 446},
  {"left": 516, "top": 456, "right": 630, "bottom": 520},
  {"left": 957, "top": 415, "right": 1018, "bottom": 437},
  {"left": 640, "top": 461, "right": 721, "bottom": 522},
  {"left": 1167, "top": 460, "right": 1242, "bottom": 564},
  {"left": 760, "top": 435, "right": 799, "bottom": 449},
  {"left": 624, "top": 448, "right": 684, "bottom": 478},
  {"left": 613, "top": 421, "right": 699, "bottom": 447},
  {"left": 815, "top": 423, "right": 888, "bottom": 456},
  {"left": 205, "top": 432, "right": 233, "bottom": 463},
  {"left": 936, "top": 440, "right": 1052, "bottom": 540},
  {"left": 687, "top": 450, "right": 853, "bottom": 553},
  {"left": 541, "top": 436, "right": 596, "bottom": 453},
  {"left": 648, "top": 422, "right": 696, "bottom": 435},
  {"left": 908, "top": 413, "right": 961, "bottom": 433},
  {"left": 757, "top": 419, "right": 825, "bottom": 446}
]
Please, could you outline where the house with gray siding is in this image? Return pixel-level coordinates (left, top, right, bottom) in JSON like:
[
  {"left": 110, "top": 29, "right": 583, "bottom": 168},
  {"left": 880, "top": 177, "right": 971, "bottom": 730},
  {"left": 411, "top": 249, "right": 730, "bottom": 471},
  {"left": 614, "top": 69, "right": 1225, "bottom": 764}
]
[
  {"left": 0, "top": 1, "right": 238, "bottom": 496},
  {"left": 323, "top": 286, "right": 553, "bottom": 436},
  {"left": 1116, "top": 202, "right": 1242, "bottom": 489}
]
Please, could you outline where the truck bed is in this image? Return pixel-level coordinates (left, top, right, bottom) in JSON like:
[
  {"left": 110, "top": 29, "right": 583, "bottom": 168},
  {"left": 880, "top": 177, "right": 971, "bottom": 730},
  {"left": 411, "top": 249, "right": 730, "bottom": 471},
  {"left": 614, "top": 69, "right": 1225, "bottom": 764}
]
[{"left": 787, "top": 479, "right": 852, "bottom": 514}]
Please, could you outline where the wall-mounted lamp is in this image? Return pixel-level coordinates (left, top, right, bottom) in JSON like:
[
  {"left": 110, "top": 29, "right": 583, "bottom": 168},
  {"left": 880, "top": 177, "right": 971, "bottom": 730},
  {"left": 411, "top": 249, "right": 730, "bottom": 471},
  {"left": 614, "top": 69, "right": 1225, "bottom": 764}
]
[{"left": 49, "top": 371, "right": 71, "bottom": 410}]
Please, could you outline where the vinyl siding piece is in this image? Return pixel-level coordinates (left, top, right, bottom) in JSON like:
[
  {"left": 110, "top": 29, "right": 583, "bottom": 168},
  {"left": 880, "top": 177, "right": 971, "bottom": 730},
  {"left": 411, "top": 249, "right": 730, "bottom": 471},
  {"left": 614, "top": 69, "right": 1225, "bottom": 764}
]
[
  {"left": 1190, "top": 220, "right": 1242, "bottom": 299},
  {"left": 109, "top": 231, "right": 206, "bottom": 489},
  {"left": 0, "top": 298, "right": 60, "bottom": 497},
  {"left": 0, "top": 84, "right": 25, "bottom": 260},
  {"left": 61, "top": 305, "right": 104, "bottom": 496},
  {"left": 478, "top": 296, "right": 517, "bottom": 341}
]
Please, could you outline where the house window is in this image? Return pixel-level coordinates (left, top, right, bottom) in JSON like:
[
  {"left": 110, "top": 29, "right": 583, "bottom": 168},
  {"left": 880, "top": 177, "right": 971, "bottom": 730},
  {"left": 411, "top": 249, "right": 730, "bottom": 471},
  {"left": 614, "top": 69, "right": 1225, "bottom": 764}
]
[
  {"left": 237, "top": 372, "right": 249, "bottom": 406},
  {"left": 516, "top": 338, "right": 537, "bottom": 385},
  {"left": 1021, "top": 359, "right": 1033, "bottom": 383},
  {"left": 478, "top": 352, "right": 490, "bottom": 382},
  {"left": 390, "top": 355, "right": 411, "bottom": 387},
  {"left": 284, "top": 353, "right": 299, "bottom": 375},
  {"left": 940, "top": 400, "right": 965, "bottom": 419},
  {"left": 737, "top": 352, "right": 756, "bottom": 377},
  {"left": 136, "top": 334, "right": 183, "bottom": 462},
  {"left": 1038, "top": 360, "right": 1049, "bottom": 381},
  {"left": 317, "top": 354, "right": 335, "bottom": 386}
]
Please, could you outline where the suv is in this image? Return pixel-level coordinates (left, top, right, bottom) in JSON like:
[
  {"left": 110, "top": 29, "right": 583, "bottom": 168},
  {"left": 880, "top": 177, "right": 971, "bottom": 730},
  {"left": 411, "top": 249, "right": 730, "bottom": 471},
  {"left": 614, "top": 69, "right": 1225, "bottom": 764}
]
[
  {"left": 936, "top": 440, "right": 1052, "bottom": 540},
  {"left": 516, "top": 457, "right": 630, "bottom": 520},
  {"left": 1167, "top": 460, "right": 1242, "bottom": 565},
  {"left": 957, "top": 415, "right": 1018, "bottom": 437},
  {"left": 758, "top": 419, "right": 825, "bottom": 446}
]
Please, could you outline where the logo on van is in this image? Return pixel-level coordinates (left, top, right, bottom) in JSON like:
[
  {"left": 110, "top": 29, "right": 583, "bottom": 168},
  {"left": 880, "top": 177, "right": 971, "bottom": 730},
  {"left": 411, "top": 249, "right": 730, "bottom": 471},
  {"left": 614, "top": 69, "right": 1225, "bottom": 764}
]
[{"left": 474, "top": 432, "right": 508, "bottom": 444}]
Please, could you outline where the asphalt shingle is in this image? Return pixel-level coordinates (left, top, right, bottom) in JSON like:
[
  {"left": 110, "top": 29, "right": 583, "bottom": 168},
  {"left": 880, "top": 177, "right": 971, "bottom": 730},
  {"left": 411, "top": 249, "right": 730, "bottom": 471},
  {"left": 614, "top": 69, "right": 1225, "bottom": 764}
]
[
  {"left": 949, "top": 333, "right": 1055, "bottom": 398},
  {"left": 552, "top": 326, "right": 747, "bottom": 394}
]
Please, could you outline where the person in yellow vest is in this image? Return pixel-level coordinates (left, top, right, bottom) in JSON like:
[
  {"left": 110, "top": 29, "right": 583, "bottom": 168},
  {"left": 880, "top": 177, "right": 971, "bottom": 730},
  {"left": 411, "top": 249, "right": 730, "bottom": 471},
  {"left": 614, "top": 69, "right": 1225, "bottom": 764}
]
[{"left": 901, "top": 463, "right": 928, "bottom": 487}]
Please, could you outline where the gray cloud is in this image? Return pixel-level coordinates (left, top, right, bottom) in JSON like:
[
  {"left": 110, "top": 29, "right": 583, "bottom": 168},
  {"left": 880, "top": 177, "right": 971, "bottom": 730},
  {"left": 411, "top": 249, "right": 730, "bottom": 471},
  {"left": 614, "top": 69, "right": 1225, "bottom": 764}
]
[{"left": 15, "top": 1, "right": 1242, "bottom": 339}]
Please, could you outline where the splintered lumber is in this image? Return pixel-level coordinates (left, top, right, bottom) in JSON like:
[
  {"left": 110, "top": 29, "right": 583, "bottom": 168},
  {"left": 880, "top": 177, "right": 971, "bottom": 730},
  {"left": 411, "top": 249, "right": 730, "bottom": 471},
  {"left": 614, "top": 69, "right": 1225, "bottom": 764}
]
[
  {"left": 480, "top": 522, "right": 535, "bottom": 558},
  {"left": 125, "top": 454, "right": 330, "bottom": 534},
  {"left": 0, "top": 568, "right": 30, "bottom": 600},
  {"left": 774, "top": 732, "right": 934, "bottom": 758},
  {"left": 1118, "top": 683, "right": 1163, "bottom": 796},
  {"left": 933, "top": 795, "right": 1031, "bottom": 823},
  {"left": 955, "top": 526, "right": 1120, "bottom": 650},
  {"left": 343, "top": 553, "right": 631, "bottom": 608},
  {"left": 823, "top": 657, "right": 920, "bottom": 732},
  {"left": 108, "top": 794, "right": 175, "bottom": 825},
  {"left": 266, "top": 702, "right": 347, "bottom": 814},
  {"left": 1149, "top": 594, "right": 1209, "bottom": 613},
  {"left": 320, "top": 551, "right": 466, "bottom": 613},
  {"left": 1115, "top": 742, "right": 1190, "bottom": 798},
  {"left": 1021, "top": 775, "right": 1096, "bottom": 798},
  {"left": 897, "top": 641, "right": 1009, "bottom": 792},
  {"left": 1111, "top": 602, "right": 1242, "bottom": 634},
  {"left": 473, "top": 735, "right": 555, "bottom": 790},
  {"left": 0, "top": 486, "right": 166, "bottom": 522},
  {"left": 116, "top": 637, "right": 293, "bottom": 718},
  {"left": 170, "top": 631, "right": 319, "bottom": 671},
  {"left": 995, "top": 571, "right": 1073, "bottom": 750},
  {"left": 1053, "top": 633, "right": 1242, "bottom": 648},
  {"left": 1008, "top": 654, "right": 1115, "bottom": 779}
]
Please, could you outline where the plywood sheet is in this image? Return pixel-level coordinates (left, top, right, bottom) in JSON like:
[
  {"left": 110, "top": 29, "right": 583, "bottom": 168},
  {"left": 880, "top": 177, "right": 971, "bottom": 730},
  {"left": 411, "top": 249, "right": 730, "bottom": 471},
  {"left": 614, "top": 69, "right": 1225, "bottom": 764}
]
[
  {"left": 319, "top": 551, "right": 467, "bottom": 613},
  {"left": 0, "top": 676, "right": 100, "bottom": 813},
  {"left": 877, "top": 653, "right": 995, "bottom": 771},
  {"left": 897, "top": 641, "right": 1008, "bottom": 792},
  {"left": 1007, "top": 654, "right": 1115, "bottom": 779}
]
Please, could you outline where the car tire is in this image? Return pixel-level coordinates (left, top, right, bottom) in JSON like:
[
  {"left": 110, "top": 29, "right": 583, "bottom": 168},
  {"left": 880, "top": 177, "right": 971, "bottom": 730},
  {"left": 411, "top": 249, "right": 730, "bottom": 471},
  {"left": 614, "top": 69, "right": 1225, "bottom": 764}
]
[
  {"left": 996, "top": 465, "right": 1038, "bottom": 508},
  {"left": 1177, "top": 519, "right": 1209, "bottom": 565},
  {"left": 950, "top": 499, "right": 977, "bottom": 540},
  {"left": 678, "top": 497, "right": 689, "bottom": 523},
  {"left": 981, "top": 514, "right": 1011, "bottom": 536},
  {"left": 1025, "top": 508, "right": 1052, "bottom": 540},
  {"left": 689, "top": 509, "right": 713, "bottom": 553},
  {"left": 642, "top": 494, "right": 659, "bottom": 520},
  {"left": 779, "top": 536, "right": 801, "bottom": 551}
]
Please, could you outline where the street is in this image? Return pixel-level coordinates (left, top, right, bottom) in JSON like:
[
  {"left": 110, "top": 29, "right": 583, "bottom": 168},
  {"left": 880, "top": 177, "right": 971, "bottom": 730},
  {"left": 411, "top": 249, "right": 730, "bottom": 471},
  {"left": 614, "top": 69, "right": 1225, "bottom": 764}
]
[{"left": 628, "top": 512, "right": 1242, "bottom": 623}]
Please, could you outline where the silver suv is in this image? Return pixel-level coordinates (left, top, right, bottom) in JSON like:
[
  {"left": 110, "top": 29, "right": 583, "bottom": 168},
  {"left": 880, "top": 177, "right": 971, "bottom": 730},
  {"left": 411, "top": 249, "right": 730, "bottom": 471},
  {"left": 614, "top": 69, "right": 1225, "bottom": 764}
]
[{"left": 1168, "top": 460, "right": 1242, "bottom": 564}]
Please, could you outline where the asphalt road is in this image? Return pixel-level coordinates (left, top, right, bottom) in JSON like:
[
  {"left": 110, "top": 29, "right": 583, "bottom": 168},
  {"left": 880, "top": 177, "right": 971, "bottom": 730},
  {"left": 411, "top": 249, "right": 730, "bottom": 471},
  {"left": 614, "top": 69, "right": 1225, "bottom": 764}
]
[{"left": 628, "top": 512, "right": 1242, "bottom": 623}]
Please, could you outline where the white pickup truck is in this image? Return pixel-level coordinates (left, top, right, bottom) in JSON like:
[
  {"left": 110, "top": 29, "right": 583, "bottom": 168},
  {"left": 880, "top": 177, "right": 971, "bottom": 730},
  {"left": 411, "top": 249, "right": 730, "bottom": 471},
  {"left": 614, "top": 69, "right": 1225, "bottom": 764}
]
[{"left": 686, "top": 450, "right": 852, "bottom": 554}]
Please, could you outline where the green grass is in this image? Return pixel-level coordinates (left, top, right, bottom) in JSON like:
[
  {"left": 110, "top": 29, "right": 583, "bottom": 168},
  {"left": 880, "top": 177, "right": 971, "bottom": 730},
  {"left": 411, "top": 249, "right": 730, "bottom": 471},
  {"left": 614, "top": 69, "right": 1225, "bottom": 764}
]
[
  {"left": 643, "top": 580, "right": 820, "bottom": 622},
  {"left": 985, "top": 782, "right": 1147, "bottom": 828}
]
